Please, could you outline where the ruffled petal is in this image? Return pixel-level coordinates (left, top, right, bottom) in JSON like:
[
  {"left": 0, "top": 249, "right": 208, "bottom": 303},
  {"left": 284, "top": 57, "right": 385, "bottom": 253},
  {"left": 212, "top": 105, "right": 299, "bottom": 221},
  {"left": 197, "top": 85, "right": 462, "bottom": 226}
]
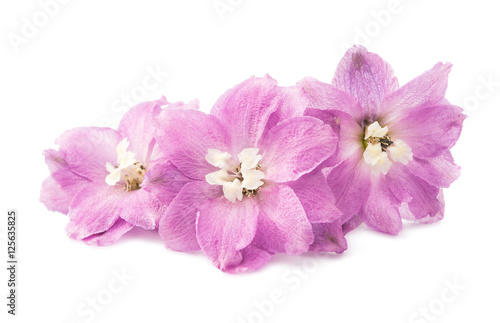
[
  {"left": 309, "top": 219, "right": 348, "bottom": 253},
  {"left": 260, "top": 116, "right": 337, "bottom": 183},
  {"left": 40, "top": 150, "right": 90, "bottom": 214},
  {"left": 386, "top": 164, "right": 442, "bottom": 221},
  {"left": 141, "top": 159, "right": 192, "bottom": 205},
  {"left": 81, "top": 218, "right": 135, "bottom": 247},
  {"left": 116, "top": 189, "right": 166, "bottom": 230},
  {"left": 158, "top": 181, "right": 220, "bottom": 252},
  {"left": 288, "top": 169, "right": 342, "bottom": 223},
  {"left": 388, "top": 104, "right": 466, "bottom": 158},
  {"left": 253, "top": 185, "right": 314, "bottom": 254},
  {"left": 66, "top": 183, "right": 126, "bottom": 240},
  {"left": 197, "top": 196, "right": 259, "bottom": 271},
  {"left": 154, "top": 108, "right": 231, "bottom": 181},
  {"left": 211, "top": 75, "right": 280, "bottom": 153},
  {"left": 379, "top": 62, "right": 452, "bottom": 126},
  {"left": 326, "top": 154, "right": 371, "bottom": 224},
  {"left": 118, "top": 96, "right": 166, "bottom": 163},
  {"left": 223, "top": 244, "right": 274, "bottom": 274},
  {"left": 333, "top": 45, "right": 399, "bottom": 121},
  {"left": 363, "top": 176, "right": 402, "bottom": 235},
  {"left": 264, "top": 86, "right": 310, "bottom": 132},
  {"left": 406, "top": 150, "right": 461, "bottom": 188},
  {"left": 55, "top": 127, "right": 123, "bottom": 182}
]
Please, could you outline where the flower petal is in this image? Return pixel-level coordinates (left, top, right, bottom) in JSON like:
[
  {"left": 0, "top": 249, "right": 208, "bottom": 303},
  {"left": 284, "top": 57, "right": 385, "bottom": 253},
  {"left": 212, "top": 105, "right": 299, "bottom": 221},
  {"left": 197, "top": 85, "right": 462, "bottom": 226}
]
[
  {"left": 154, "top": 108, "right": 231, "bottom": 180},
  {"left": 81, "top": 218, "right": 135, "bottom": 246},
  {"left": 388, "top": 105, "right": 466, "bottom": 158},
  {"left": 223, "top": 244, "right": 274, "bottom": 274},
  {"left": 211, "top": 75, "right": 280, "bottom": 152},
  {"left": 66, "top": 183, "right": 126, "bottom": 240},
  {"left": 309, "top": 219, "right": 348, "bottom": 253},
  {"left": 406, "top": 150, "right": 461, "bottom": 188},
  {"left": 118, "top": 97, "right": 166, "bottom": 163},
  {"left": 253, "top": 185, "right": 314, "bottom": 254},
  {"left": 55, "top": 127, "right": 123, "bottom": 182},
  {"left": 40, "top": 149, "right": 89, "bottom": 214},
  {"left": 158, "top": 181, "right": 220, "bottom": 252},
  {"left": 197, "top": 196, "right": 259, "bottom": 271},
  {"left": 333, "top": 45, "right": 399, "bottom": 121},
  {"left": 363, "top": 176, "right": 402, "bottom": 235},
  {"left": 261, "top": 116, "right": 337, "bottom": 183},
  {"left": 326, "top": 154, "right": 371, "bottom": 224},
  {"left": 379, "top": 62, "right": 452, "bottom": 126},
  {"left": 141, "top": 159, "right": 192, "bottom": 205},
  {"left": 116, "top": 189, "right": 166, "bottom": 230},
  {"left": 288, "top": 169, "right": 342, "bottom": 223},
  {"left": 299, "top": 77, "right": 364, "bottom": 123},
  {"left": 386, "top": 164, "right": 442, "bottom": 221}
]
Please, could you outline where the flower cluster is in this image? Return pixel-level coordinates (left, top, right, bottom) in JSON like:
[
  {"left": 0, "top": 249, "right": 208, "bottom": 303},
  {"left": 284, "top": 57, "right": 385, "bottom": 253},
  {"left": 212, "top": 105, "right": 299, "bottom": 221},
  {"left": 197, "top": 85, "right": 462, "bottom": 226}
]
[{"left": 40, "top": 46, "right": 465, "bottom": 273}]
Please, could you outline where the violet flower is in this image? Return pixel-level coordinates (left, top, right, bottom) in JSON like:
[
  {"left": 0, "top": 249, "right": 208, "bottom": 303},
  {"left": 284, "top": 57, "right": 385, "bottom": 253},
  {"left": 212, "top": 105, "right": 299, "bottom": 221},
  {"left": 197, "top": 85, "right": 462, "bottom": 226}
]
[
  {"left": 40, "top": 97, "right": 190, "bottom": 245},
  {"left": 144, "top": 76, "right": 346, "bottom": 273},
  {"left": 299, "top": 45, "right": 466, "bottom": 234}
]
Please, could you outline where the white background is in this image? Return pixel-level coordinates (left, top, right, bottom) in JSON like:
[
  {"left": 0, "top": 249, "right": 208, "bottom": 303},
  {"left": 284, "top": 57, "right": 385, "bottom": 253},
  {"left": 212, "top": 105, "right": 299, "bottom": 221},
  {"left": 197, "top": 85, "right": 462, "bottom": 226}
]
[{"left": 1, "top": 1, "right": 499, "bottom": 322}]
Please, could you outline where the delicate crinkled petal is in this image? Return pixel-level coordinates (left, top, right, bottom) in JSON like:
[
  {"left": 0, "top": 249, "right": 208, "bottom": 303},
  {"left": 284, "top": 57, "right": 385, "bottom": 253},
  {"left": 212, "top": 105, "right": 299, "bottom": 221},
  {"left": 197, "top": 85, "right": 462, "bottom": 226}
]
[
  {"left": 154, "top": 109, "right": 231, "bottom": 180},
  {"left": 386, "top": 164, "right": 442, "bottom": 221},
  {"left": 223, "top": 244, "right": 274, "bottom": 274},
  {"left": 116, "top": 189, "right": 166, "bottom": 230},
  {"left": 55, "top": 127, "right": 123, "bottom": 182},
  {"left": 309, "top": 219, "right": 348, "bottom": 253},
  {"left": 342, "top": 212, "right": 366, "bottom": 234},
  {"left": 223, "top": 179, "right": 243, "bottom": 203},
  {"left": 304, "top": 109, "right": 363, "bottom": 163},
  {"left": 326, "top": 154, "right": 371, "bottom": 224},
  {"left": 253, "top": 185, "right": 314, "bottom": 254},
  {"left": 66, "top": 183, "right": 126, "bottom": 240},
  {"left": 211, "top": 75, "right": 280, "bottom": 152},
  {"left": 388, "top": 105, "right": 466, "bottom": 158},
  {"left": 260, "top": 117, "right": 337, "bottom": 183},
  {"left": 288, "top": 169, "right": 342, "bottom": 223},
  {"left": 265, "top": 86, "right": 310, "bottom": 132},
  {"left": 197, "top": 197, "right": 259, "bottom": 271},
  {"left": 299, "top": 77, "right": 364, "bottom": 123},
  {"left": 141, "top": 159, "right": 192, "bottom": 205},
  {"left": 333, "top": 45, "right": 399, "bottom": 121},
  {"left": 158, "top": 181, "right": 220, "bottom": 252},
  {"left": 82, "top": 218, "right": 135, "bottom": 247},
  {"left": 363, "top": 176, "right": 402, "bottom": 235},
  {"left": 118, "top": 97, "right": 166, "bottom": 163},
  {"left": 379, "top": 62, "right": 452, "bottom": 126},
  {"left": 40, "top": 150, "right": 90, "bottom": 214},
  {"left": 406, "top": 150, "right": 461, "bottom": 188}
]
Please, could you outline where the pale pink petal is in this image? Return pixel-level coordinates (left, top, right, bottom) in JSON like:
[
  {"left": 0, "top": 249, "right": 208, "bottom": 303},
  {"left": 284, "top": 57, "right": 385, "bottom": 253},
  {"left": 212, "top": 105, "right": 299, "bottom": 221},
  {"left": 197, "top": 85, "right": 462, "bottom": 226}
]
[
  {"left": 288, "top": 169, "right": 342, "bottom": 223},
  {"left": 82, "top": 219, "right": 135, "bottom": 246},
  {"left": 363, "top": 176, "right": 403, "bottom": 235},
  {"left": 333, "top": 45, "right": 399, "bottom": 121},
  {"left": 197, "top": 197, "right": 259, "bottom": 271},
  {"left": 118, "top": 97, "right": 166, "bottom": 163},
  {"left": 379, "top": 62, "right": 452, "bottom": 126},
  {"left": 154, "top": 109, "right": 231, "bottom": 180},
  {"left": 406, "top": 150, "right": 461, "bottom": 188},
  {"left": 253, "top": 185, "right": 314, "bottom": 254},
  {"left": 309, "top": 219, "right": 348, "bottom": 253},
  {"left": 66, "top": 183, "right": 126, "bottom": 240},
  {"left": 299, "top": 76, "right": 364, "bottom": 123},
  {"left": 159, "top": 181, "right": 220, "bottom": 252},
  {"left": 223, "top": 244, "right": 274, "bottom": 274},
  {"left": 55, "top": 127, "right": 122, "bottom": 182},
  {"left": 211, "top": 75, "right": 280, "bottom": 153},
  {"left": 116, "top": 189, "right": 165, "bottom": 230},
  {"left": 260, "top": 117, "right": 337, "bottom": 183},
  {"left": 388, "top": 104, "right": 466, "bottom": 158}
]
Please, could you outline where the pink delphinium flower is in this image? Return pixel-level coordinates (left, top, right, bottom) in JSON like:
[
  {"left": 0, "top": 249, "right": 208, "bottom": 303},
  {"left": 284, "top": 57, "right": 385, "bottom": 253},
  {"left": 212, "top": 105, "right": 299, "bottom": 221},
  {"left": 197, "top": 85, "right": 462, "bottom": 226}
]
[
  {"left": 299, "top": 45, "right": 466, "bottom": 234},
  {"left": 143, "top": 76, "right": 346, "bottom": 273},
  {"left": 40, "top": 97, "right": 190, "bottom": 245}
]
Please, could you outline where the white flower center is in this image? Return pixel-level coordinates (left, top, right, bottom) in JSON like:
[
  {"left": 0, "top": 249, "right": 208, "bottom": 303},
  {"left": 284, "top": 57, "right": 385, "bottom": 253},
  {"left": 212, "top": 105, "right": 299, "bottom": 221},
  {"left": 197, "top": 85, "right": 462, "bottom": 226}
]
[
  {"left": 363, "top": 121, "right": 413, "bottom": 175},
  {"left": 205, "top": 148, "right": 265, "bottom": 203},
  {"left": 105, "top": 138, "right": 146, "bottom": 191}
]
